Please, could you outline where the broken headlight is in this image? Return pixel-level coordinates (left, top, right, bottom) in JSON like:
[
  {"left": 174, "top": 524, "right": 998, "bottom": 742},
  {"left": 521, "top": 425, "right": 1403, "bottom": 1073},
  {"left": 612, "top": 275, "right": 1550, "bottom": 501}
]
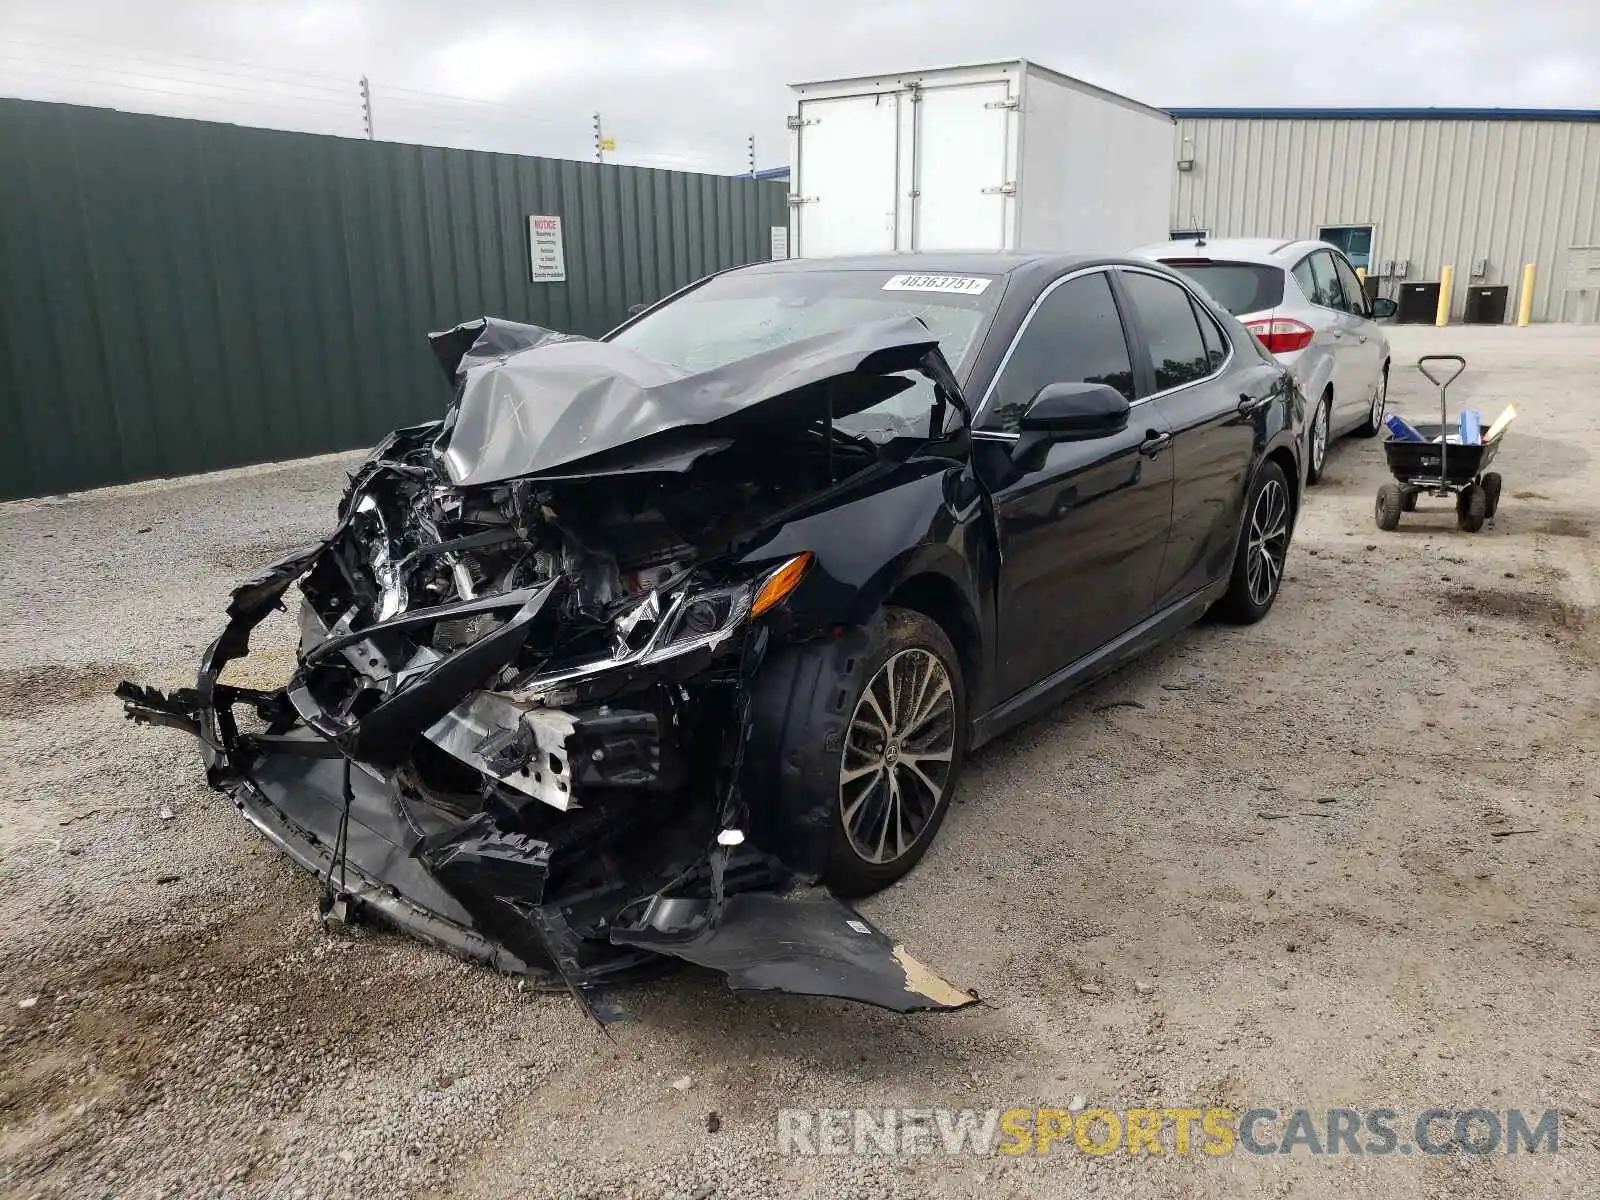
[
  {"left": 616, "top": 552, "right": 811, "bottom": 660},
  {"left": 510, "top": 555, "right": 812, "bottom": 701},
  {"left": 645, "top": 552, "right": 812, "bottom": 655},
  {"left": 637, "top": 581, "right": 753, "bottom": 660}
]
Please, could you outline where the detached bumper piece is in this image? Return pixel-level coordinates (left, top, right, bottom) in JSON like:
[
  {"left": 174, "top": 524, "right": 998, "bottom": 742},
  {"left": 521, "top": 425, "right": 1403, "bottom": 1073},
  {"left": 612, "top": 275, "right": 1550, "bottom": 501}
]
[
  {"left": 119, "top": 547, "right": 974, "bottom": 1021},
  {"left": 611, "top": 890, "right": 975, "bottom": 1013}
]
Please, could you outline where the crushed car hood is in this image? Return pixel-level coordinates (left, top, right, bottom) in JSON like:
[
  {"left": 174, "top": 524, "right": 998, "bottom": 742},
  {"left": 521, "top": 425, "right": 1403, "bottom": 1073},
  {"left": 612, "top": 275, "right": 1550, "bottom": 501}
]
[{"left": 430, "top": 315, "right": 951, "bottom": 486}]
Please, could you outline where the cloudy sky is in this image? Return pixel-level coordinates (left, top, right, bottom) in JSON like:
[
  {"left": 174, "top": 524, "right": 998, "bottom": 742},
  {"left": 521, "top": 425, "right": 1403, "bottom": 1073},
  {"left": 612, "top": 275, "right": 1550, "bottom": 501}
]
[{"left": 2, "top": 0, "right": 1597, "bottom": 172}]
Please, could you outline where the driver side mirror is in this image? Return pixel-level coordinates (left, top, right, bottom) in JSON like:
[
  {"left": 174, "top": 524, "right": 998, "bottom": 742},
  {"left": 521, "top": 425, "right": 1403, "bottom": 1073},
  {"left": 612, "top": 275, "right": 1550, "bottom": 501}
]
[
  {"left": 1011, "top": 382, "right": 1130, "bottom": 470},
  {"left": 1369, "top": 297, "right": 1397, "bottom": 319}
]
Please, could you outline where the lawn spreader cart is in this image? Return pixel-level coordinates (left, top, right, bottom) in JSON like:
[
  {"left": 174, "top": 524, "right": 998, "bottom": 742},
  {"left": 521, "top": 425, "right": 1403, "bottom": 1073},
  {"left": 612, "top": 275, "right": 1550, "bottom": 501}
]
[{"left": 1375, "top": 355, "right": 1507, "bottom": 534}]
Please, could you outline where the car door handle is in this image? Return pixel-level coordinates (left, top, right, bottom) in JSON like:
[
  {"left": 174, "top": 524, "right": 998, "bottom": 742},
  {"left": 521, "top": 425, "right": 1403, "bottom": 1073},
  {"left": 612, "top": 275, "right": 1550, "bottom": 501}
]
[
  {"left": 1357, "top": 334, "right": 1369, "bottom": 343},
  {"left": 1139, "top": 431, "right": 1172, "bottom": 457},
  {"left": 1237, "top": 394, "right": 1270, "bottom": 415}
]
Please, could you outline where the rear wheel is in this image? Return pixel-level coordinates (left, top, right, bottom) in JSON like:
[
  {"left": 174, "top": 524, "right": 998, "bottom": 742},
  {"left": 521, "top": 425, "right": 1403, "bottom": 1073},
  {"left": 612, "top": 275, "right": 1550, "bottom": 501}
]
[
  {"left": 1355, "top": 365, "right": 1389, "bottom": 437},
  {"left": 1401, "top": 489, "right": 1418, "bottom": 513},
  {"left": 1305, "top": 390, "right": 1332, "bottom": 485},
  {"left": 1481, "top": 472, "right": 1502, "bottom": 518},
  {"left": 1457, "top": 484, "right": 1487, "bottom": 533},
  {"left": 1376, "top": 482, "right": 1404, "bottom": 531},
  {"left": 1218, "top": 461, "right": 1292, "bottom": 624}
]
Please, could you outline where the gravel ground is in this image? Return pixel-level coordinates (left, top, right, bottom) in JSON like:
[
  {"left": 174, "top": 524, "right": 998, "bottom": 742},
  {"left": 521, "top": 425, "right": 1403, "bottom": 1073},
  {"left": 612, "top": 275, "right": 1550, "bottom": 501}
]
[{"left": 2, "top": 324, "right": 1597, "bottom": 1200}]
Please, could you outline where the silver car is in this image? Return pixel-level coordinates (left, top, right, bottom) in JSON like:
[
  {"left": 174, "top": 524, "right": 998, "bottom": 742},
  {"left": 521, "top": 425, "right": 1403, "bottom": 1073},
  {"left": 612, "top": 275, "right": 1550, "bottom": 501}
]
[{"left": 1131, "top": 238, "right": 1395, "bottom": 484}]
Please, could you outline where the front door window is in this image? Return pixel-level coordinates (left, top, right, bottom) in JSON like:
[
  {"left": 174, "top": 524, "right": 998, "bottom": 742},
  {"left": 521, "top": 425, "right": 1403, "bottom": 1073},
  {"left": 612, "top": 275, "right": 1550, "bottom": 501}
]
[{"left": 980, "top": 272, "right": 1134, "bottom": 433}]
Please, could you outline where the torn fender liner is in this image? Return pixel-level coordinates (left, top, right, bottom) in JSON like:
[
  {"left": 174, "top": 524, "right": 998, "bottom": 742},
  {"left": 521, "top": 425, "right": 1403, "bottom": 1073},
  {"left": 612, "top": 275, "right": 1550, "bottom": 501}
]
[
  {"left": 431, "top": 315, "right": 946, "bottom": 485},
  {"left": 609, "top": 890, "right": 978, "bottom": 1013}
]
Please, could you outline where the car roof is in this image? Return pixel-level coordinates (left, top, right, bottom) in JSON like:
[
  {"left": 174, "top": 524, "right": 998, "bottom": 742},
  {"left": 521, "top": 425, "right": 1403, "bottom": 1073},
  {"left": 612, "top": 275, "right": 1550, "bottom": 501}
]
[
  {"left": 1130, "top": 237, "right": 1330, "bottom": 267},
  {"left": 732, "top": 251, "right": 1137, "bottom": 277}
]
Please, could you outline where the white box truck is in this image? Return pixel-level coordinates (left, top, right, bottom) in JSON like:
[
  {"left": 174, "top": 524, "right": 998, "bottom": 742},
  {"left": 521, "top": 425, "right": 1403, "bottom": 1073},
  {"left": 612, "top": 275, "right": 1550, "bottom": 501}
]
[{"left": 786, "top": 59, "right": 1174, "bottom": 258}]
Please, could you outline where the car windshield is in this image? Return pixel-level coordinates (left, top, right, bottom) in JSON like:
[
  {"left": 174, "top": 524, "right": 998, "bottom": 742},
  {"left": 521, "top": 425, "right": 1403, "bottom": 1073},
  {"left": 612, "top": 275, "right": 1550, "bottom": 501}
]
[
  {"left": 1157, "top": 261, "right": 1284, "bottom": 316},
  {"left": 606, "top": 269, "right": 1001, "bottom": 442}
]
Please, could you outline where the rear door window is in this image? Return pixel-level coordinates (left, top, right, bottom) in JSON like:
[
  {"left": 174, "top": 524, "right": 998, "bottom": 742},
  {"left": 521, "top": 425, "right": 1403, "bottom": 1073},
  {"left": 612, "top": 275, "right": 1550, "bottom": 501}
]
[
  {"left": 1157, "top": 261, "right": 1284, "bottom": 316},
  {"left": 1120, "top": 271, "right": 1212, "bottom": 395},
  {"left": 1300, "top": 251, "right": 1345, "bottom": 310},
  {"left": 1290, "top": 257, "right": 1319, "bottom": 305}
]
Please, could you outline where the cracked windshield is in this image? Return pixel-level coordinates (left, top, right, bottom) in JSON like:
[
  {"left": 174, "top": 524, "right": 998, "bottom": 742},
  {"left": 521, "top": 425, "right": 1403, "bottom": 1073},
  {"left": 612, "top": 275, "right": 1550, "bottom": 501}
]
[{"left": 608, "top": 270, "right": 1001, "bottom": 440}]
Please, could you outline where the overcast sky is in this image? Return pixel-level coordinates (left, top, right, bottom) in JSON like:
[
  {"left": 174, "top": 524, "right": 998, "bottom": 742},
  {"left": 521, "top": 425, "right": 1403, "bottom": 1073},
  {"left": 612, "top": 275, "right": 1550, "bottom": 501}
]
[{"left": 2, "top": 0, "right": 1597, "bottom": 172}]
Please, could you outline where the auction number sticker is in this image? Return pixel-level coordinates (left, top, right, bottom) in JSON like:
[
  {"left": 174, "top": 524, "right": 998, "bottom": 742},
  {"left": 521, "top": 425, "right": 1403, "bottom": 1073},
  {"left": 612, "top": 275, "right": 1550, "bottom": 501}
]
[{"left": 882, "top": 274, "right": 992, "bottom": 294}]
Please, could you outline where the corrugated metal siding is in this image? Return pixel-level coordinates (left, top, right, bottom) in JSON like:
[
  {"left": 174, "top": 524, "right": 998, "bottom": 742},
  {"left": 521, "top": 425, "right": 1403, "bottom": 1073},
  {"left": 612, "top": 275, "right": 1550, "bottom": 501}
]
[
  {"left": 1170, "top": 116, "right": 1600, "bottom": 324},
  {"left": 0, "top": 99, "right": 790, "bottom": 501}
]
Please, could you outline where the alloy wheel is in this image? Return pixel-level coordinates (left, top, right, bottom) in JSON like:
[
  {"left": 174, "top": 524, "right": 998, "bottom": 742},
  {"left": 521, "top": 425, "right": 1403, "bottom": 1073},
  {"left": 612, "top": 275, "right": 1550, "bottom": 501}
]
[
  {"left": 839, "top": 648, "right": 956, "bottom": 865},
  {"left": 1371, "top": 371, "right": 1388, "bottom": 429},
  {"left": 1311, "top": 400, "right": 1328, "bottom": 474},
  {"left": 1246, "top": 477, "right": 1290, "bottom": 608}
]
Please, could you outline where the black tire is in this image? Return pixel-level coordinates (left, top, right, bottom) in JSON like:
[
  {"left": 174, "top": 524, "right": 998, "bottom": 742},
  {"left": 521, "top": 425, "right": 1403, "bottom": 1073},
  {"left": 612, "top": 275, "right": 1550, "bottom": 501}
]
[
  {"left": 1217, "top": 460, "right": 1293, "bottom": 624},
  {"left": 1457, "top": 484, "right": 1487, "bottom": 533},
  {"left": 1401, "top": 489, "right": 1418, "bottom": 513},
  {"left": 1376, "top": 482, "right": 1403, "bottom": 531},
  {"left": 1355, "top": 365, "right": 1389, "bottom": 437},
  {"left": 822, "top": 608, "right": 967, "bottom": 895},
  {"left": 743, "top": 606, "right": 968, "bottom": 898},
  {"left": 1304, "top": 390, "right": 1331, "bottom": 485},
  {"left": 1481, "top": 472, "right": 1502, "bottom": 518}
]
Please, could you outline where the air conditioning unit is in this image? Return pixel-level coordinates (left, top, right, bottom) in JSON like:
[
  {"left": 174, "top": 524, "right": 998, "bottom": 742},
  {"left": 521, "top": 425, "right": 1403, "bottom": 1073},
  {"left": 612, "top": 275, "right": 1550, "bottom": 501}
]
[{"left": 1463, "top": 286, "right": 1509, "bottom": 324}]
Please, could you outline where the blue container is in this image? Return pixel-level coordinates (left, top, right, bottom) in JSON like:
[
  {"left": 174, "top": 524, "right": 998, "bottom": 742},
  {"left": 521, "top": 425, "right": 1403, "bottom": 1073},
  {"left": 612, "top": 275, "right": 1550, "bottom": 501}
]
[
  {"left": 1459, "top": 410, "right": 1482, "bottom": 445},
  {"left": 1384, "top": 414, "right": 1427, "bottom": 442}
]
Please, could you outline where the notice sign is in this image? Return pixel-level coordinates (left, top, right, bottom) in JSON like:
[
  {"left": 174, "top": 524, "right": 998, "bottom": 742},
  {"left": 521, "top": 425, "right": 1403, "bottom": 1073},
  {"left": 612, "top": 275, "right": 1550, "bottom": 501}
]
[
  {"left": 529, "top": 215, "right": 567, "bottom": 282},
  {"left": 770, "top": 225, "right": 789, "bottom": 260}
]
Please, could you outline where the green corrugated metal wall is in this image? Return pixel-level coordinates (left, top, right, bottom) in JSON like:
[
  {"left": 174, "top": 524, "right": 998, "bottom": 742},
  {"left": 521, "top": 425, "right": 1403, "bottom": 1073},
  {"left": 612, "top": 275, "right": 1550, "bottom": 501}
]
[{"left": 0, "top": 98, "right": 790, "bottom": 501}]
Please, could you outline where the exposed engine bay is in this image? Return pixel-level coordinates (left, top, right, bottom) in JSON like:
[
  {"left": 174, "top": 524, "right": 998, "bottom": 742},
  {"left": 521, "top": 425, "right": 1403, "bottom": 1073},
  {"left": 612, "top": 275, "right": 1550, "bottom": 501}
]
[{"left": 119, "top": 315, "right": 977, "bottom": 1020}]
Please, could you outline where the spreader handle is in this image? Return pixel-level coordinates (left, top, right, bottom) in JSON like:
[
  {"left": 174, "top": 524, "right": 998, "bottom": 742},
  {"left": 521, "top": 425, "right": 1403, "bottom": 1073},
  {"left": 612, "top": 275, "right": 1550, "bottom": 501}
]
[{"left": 1416, "top": 354, "right": 1466, "bottom": 390}]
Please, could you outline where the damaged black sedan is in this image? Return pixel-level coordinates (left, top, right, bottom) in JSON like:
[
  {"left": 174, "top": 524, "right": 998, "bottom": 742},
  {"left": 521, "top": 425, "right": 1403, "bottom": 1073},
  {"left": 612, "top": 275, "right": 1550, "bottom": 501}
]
[{"left": 121, "top": 253, "right": 1302, "bottom": 1018}]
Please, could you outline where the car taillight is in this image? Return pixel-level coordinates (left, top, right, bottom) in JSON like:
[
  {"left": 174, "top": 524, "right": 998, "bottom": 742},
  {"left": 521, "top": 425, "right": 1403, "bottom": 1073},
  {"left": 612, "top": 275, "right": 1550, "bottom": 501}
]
[{"left": 1245, "top": 317, "right": 1314, "bottom": 354}]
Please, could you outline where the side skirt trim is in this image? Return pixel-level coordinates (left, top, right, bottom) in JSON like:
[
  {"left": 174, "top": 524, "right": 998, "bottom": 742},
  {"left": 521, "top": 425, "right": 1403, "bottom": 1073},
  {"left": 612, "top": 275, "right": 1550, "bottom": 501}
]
[{"left": 970, "top": 579, "right": 1228, "bottom": 749}]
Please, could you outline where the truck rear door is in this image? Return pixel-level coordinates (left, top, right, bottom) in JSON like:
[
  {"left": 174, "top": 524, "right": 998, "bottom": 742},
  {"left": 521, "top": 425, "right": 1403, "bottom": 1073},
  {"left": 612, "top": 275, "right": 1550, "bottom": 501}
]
[
  {"left": 913, "top": 81, "right": 1015, "bottom": 251},
  {"left": 792, "top": 93, "right": 900, "bottom": 258}
]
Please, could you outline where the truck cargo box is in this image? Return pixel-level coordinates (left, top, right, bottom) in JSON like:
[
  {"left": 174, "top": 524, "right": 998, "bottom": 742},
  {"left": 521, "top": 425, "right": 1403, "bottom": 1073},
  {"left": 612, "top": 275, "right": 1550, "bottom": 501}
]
[{"left": 786, "top": 59, "right": 1174, "bottom": 258}]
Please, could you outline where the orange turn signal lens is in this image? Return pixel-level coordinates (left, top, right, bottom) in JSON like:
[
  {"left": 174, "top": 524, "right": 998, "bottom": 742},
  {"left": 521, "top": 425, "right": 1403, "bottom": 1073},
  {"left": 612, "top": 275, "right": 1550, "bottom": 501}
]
[{"left": 751, "top": 552, "right": 813, "bottom": 618}]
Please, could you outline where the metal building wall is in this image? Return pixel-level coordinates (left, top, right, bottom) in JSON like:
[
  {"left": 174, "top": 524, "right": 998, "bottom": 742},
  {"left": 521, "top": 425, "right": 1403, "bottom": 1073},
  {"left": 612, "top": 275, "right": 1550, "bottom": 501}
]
[
  {"left": 1169, "top": 115, "right": 1600, "bottom": 324},
  {"left": 0, "top": 98, "right": 789, "bottom": 501}
]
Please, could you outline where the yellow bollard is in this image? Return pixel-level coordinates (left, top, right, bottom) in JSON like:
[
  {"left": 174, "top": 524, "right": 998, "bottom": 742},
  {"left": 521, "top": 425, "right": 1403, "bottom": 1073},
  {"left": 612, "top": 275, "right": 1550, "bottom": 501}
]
[
  {"left": 1516, "top": 263, "right": 1535, "bottom": 326},
  {"left": 1435, "top": 264, "right": 1454, "bottom": 326}
]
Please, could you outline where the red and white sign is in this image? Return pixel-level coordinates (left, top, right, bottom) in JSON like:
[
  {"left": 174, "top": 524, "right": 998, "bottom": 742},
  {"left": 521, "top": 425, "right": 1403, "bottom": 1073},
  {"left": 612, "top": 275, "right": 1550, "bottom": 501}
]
[{"left": 528, "top": 215, "right": 567, "bottom": 282}]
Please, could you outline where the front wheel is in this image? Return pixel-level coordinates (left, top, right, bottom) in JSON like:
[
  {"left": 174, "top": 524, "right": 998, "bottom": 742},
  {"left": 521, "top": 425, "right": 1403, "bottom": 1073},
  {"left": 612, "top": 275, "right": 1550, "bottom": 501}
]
[
  {"left": 1217, "top": 461, "right": 1293, "bottom": 624},
  {"left": 1481, "top": 472, "right": 1502, "bottom": 518},
  {"left": 825, "top": 608, "right": 967, "bottom": 896},
  {"left": 1376, "top": 482, "right": 1404, "bottom": 530},
  {"left": 1457, "top": 484, "right": 1487, "bottom": 533}
]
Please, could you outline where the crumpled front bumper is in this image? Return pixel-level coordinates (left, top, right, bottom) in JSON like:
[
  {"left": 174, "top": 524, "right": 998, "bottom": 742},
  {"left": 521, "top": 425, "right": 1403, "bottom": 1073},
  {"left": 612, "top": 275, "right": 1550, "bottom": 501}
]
[{"left": 119, "top": 543, "right": 976, "bottom": 1020}]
